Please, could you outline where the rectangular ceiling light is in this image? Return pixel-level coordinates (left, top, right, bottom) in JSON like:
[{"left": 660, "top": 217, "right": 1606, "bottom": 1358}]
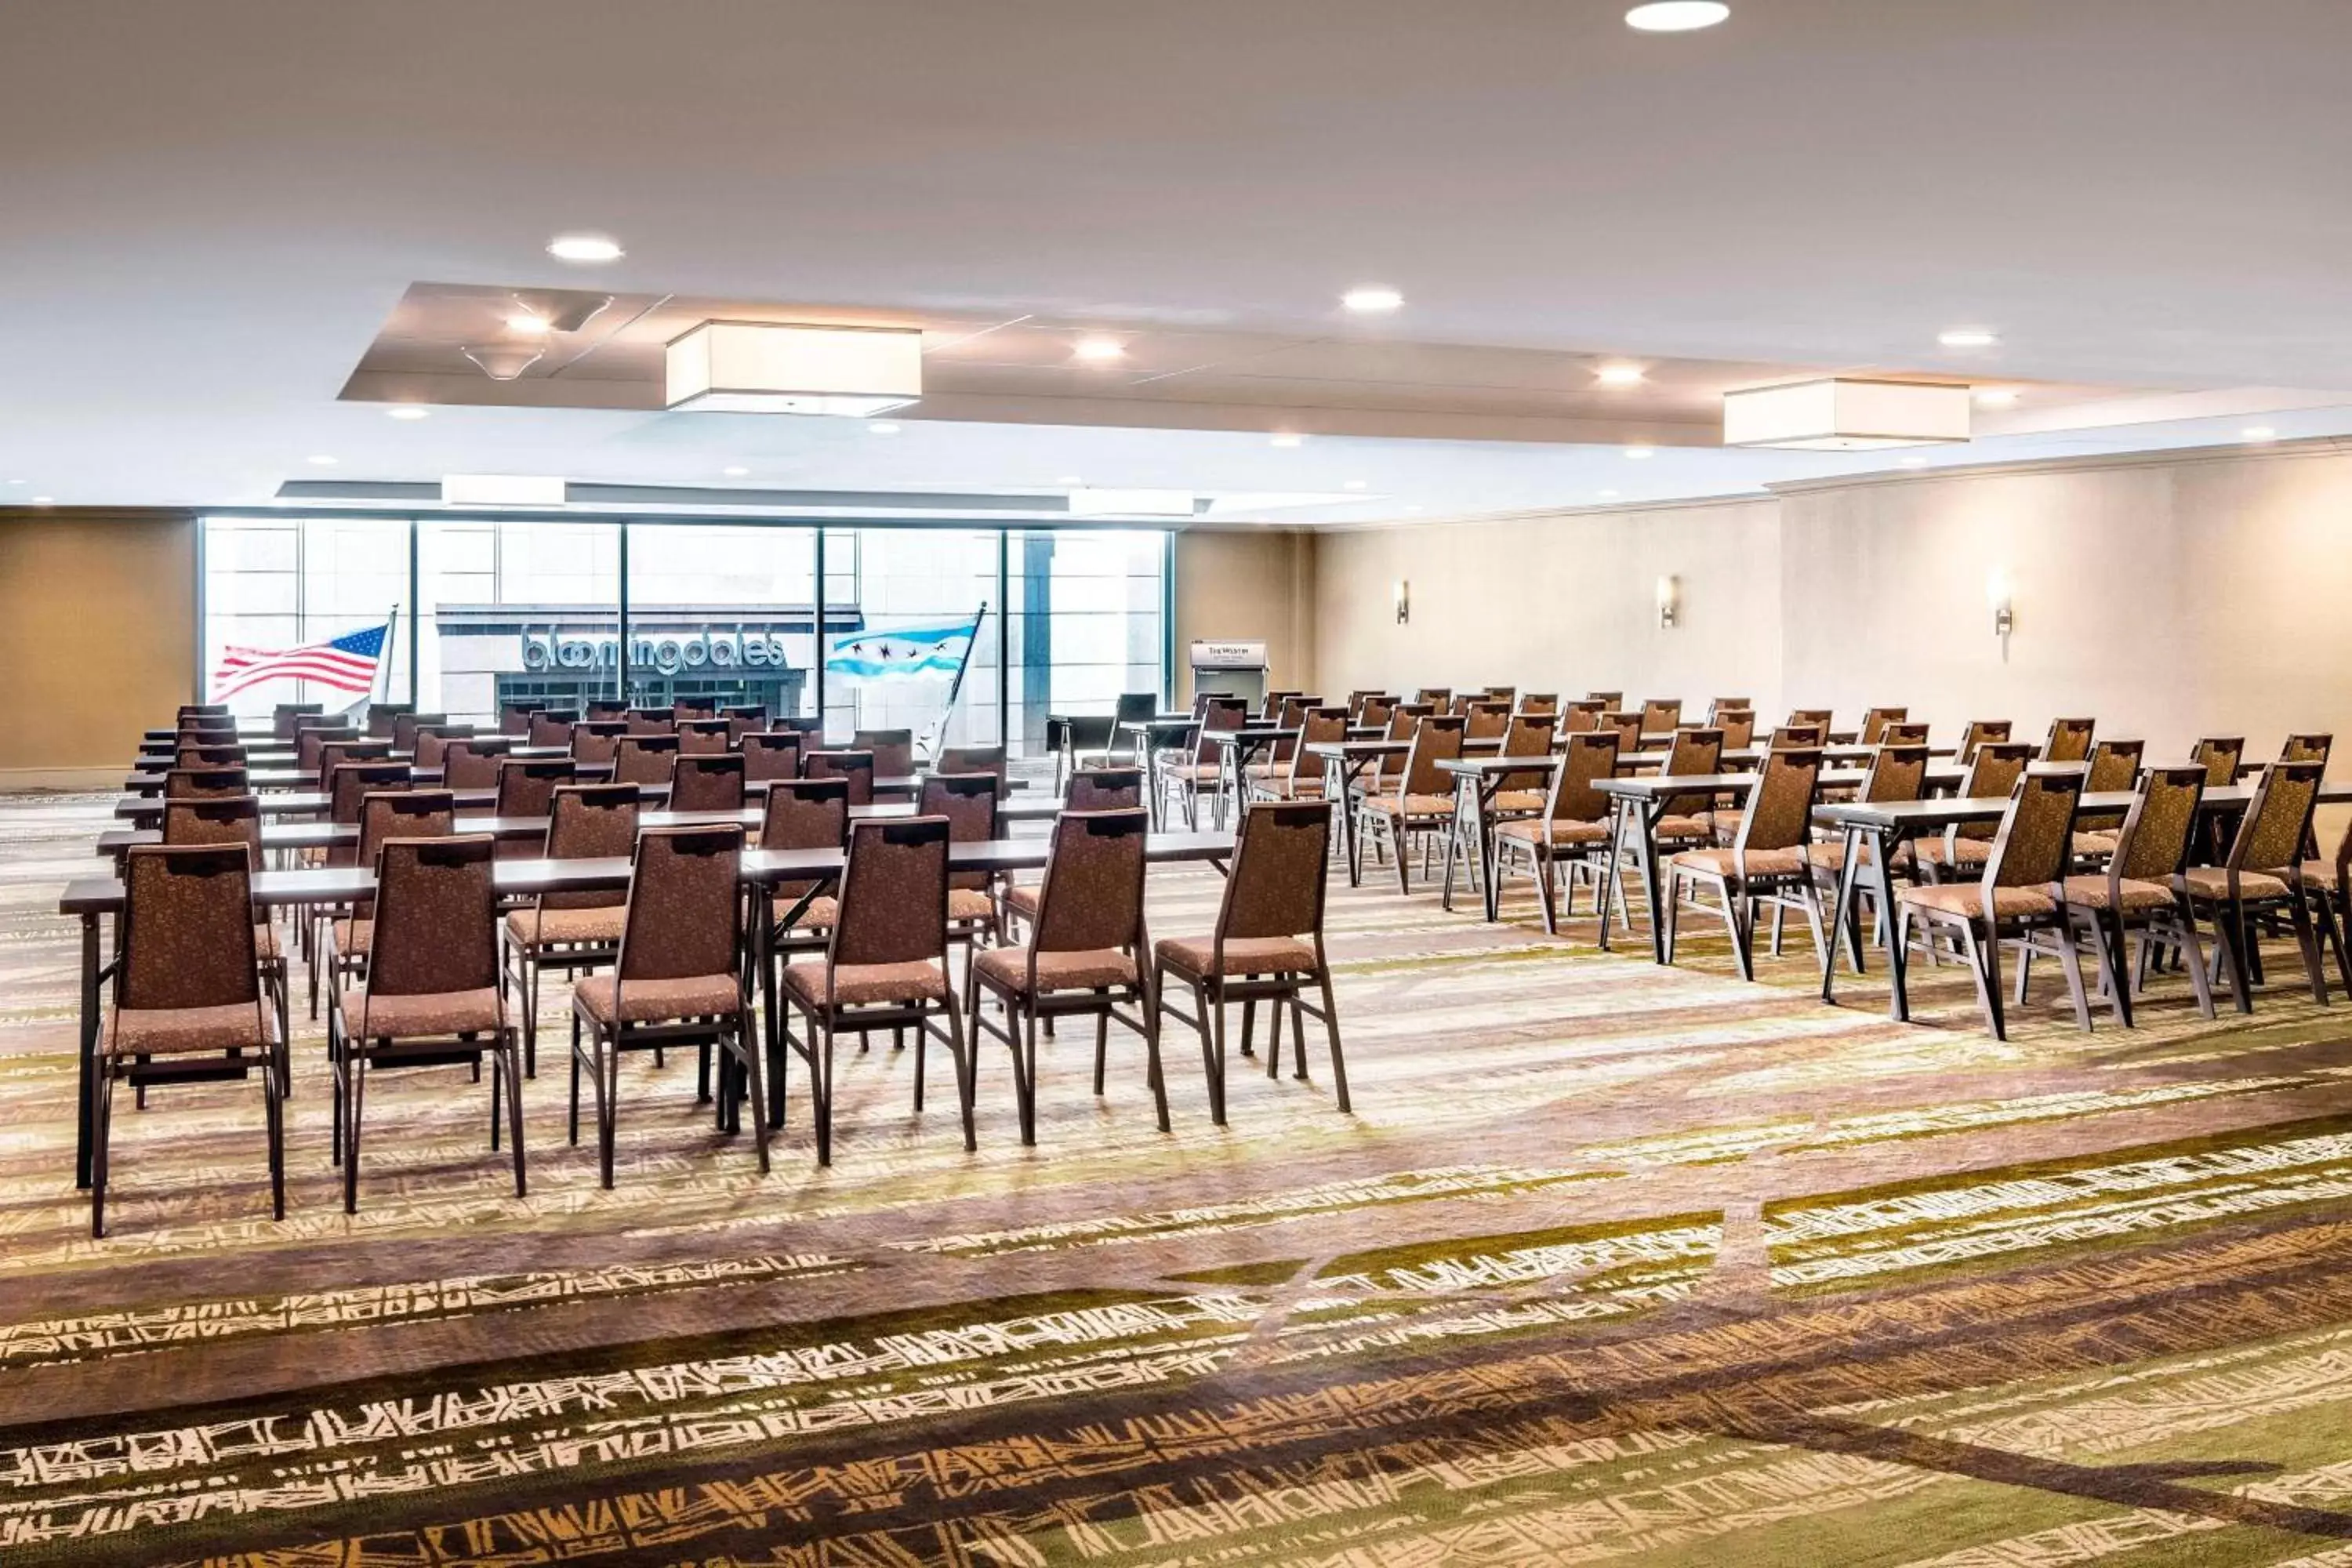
[
  {"left": 1722, "top": 378, "right": 1972, "bottom": 450},
  {"left": 1068, "top": 488, "right": 1198, "bottom": 518},
  {"left": 441, "top": 474, "right": 566, "bottom": 506},
  {"left": 665, "top": 321, "right": 921, "bottom": 416}
]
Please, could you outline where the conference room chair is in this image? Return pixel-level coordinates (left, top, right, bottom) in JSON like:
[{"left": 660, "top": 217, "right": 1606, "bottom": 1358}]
[
  {"left": 164, "top": 764, "right": 249, "bottom": 800},
  {"left": 1482, "top": 685, "right": 1516, "bottom": 705},
  {"left": 742, "top": 731, "right": 803, "bottom": 782},
  {"left": 759, "top": 777, "right": 851, "bottom": 969},
  {"left": 1561, "top": 699, "right": 1605, "bottom": 734},
  {"left": 1881, "top": 720, "right": 1930, "bottom": 746},
  {"left": 2043, "top": 717, "right": 2097, "bottom": 763},
  {"left": 571, "top": 825, "right": 767, "bottom": 1188},
  {"left": 2071, "top": 739, "right": 2147, "bottom": 861},
  {"left": 441, "top": 737, "right": 514, "bottom": 789},
  {"left": 1249, "top": 707, "right": 1347, "bottom": 804},
  {"left": 673, "top": 698, "right": 719, "bottom": 723},
  {"left": 612, "top": 734, "right": 681, "bottom": 786},
  {"left": 2283, "top": 733, "right": 2334, "bottom": 766},
  {"left": 1446, "top": 694, "right": 1483, "bottom": 719},
  {"left": 1705, "top": 698, "right": 1754, "bottom": 725},
  {"left": 2178, "top": 760, "right": 2329, "bottom": 1013},
  {"left": 1715, "top": 709, "right": 1757, "bottom": 749},
  {"left": 1588, "top": 691, "right": 1624, "bottom": 710},
  {"left": 1895, "top": 769, "right": 2089, "bottom": 1039},
  {"left": 93, "top": 844, "right": 285, "bottom": 1239},
  {"left": 322, "top": 761, "right": 414, "bottom": 861},
  {"left": 327, "top": 833, "right": 524, "bottom": 1214},
  {"left": 1191, "top": 688, "right": 1233, "bottom": 717},
  {"left": 292, "top": 725, "right": 348, "bottom": 779},
  {"left": 1519, "top": 692, "right": 1559, "bottom": 715},
  {"left": 1958, "top": 719, "right": 2015, "bottom": 764},
  {"left": 1639, "top": 698, "right": 1682, "bottom": 735},
  {"left": 1599, "top": 711, "right": 1646, "bottom": 753},
  {"left": 1370, "top": 702, "right": 1434, "bottom": 794},
  {"left": 1648, "top": 727, "right": 1722, "bottom": 851},
  {"left": 777, "top": 816, "right": 973, "bottom": 1165},
  {"left": 1807, "top": 743, "right": 1931, "bottom": 971},
  {"left": 1257, "top": 695, "right": 1318, "bottom": 779},
  {"left": 1172, "top": 696, "right": 1247, "bottom": 829},
  {"left": 626, "top": 707, "right": 677, "bottom": 736},
  {"left": 1356, "top": 713, "right": 1465, "bottom": 894},
  {"left": 937, "top": 744, "right": 1008, "bottom": 785},
  {"left": 1356, "top": 693, "right": 1398, "bottom": 729},
  {"left": 1859, "top": 706, "right": 1909, "bottom": 744},
  {"left": 1258, "top": 688, "right": 1305, "bottom": 721},
  {"left": 585, "top": 699, "right": 629, "bottom": 721},
  {"left": 1493, "top": 731, "right": 1622, "bottom": 935},
  {"left": 364, "top": 702, "right": 412, "bottom": 740},
  {"left": 670, "top": 752, "right": 747, "bottom": 811},
  {"left": 1414, "top": 688, "right": 1452, "bottom": 708},
  {"left": 1068, "top": 765, "right": 1145, "bottom": 811},
  {"left": 390, "top": 712, "right": 445, "bottom": 755},
  {"left": 499, "top": 702, "right": 546, "bottom": 737},
  {"left": 922, "top": 772, "right": 1006, "bottom": 991},
  {"left": 969, "top": 807, "right": 1165, "bottom": 1144},
  {"left": 1154, "top": 800, "right": 1345, "bottom": 1126},
  {"left": 677, "top": 718, "right": 733, "bottom": 755},
  {"left": 1664, "top": 748, "right": 1827, "bottom": 983},
  {"left": 2190, "top": 736, "right": 2246, "bottom": 786},
  {"left": 723, "top": 705, "right": 770, "bottom": 743},
  {"left": 411, "top": 726, "right": 477, "bottom": 774},
  {"left": 2059, "top": 764, "right": 2213, "bottom": 1026},
  {"left": 159, "top": 794, "right": 288, "bottom": 1044},
  {"left": 2288, "top": 806, "right": 2352, "bottom": 999},
  {"left": 176, "top": 702, "right": 230, "bottom": 720},
  {"left": 321, "top": 788, "right": 456, "bottom": 1005},
  {"left": 852, "top": 728, "right": 916, "bottom": 779},
  {"left": 317, "top": 738, "right": 394, "bottom": 786},
  {"left": 1464, "top": 700, "right": 1512, "bottom": 742},
  {"left": 1094, "top": 691, "right": 1160, "bottom": 766},
  {"left": 172, "top": 738, "right": 247, "bottom": 768},
  {"left": 527, "top": 709, "right": 578, "bottom": 747},
  {"left": 503, "top": 782, "right": 639, "bottom": 1076},
  {"left": 804, "top": 748, "right": 876, "bottom": 805},
  {"left": 272, "top": 702, "right": 324, "bottom": 741},
  {"left": 1904, "top": 742, "right": 2034, "bottom": 883},
  {"left": 492, "top": 757, "right": 576, "bottom": 822}
]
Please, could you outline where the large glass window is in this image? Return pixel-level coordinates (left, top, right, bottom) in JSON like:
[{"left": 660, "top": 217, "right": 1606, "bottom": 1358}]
[
  {"left": 822, "top": 526, "right": 1000, "bottom": 749},
  {"left": 622, "top": 524, "right": 818, "bottom": 721},
  {"left": 1007, "top": 528, "right": 1167, "bottom": 759},
  {"left": 201, "top": 517, "right": 410, "bottom": 717},
  {"left": 418, "top": 520, "right": 622, "bottom": 722}
]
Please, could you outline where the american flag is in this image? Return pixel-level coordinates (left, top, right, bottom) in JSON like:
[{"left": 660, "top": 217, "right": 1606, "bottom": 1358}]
[{"left": 212, "top": 621, "right": 390, "bottom": 699}]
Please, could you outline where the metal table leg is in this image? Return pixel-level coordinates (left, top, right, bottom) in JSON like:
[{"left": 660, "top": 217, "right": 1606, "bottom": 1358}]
[{"left": 76, "top": 913, "right": 99, "bottom": 1190}]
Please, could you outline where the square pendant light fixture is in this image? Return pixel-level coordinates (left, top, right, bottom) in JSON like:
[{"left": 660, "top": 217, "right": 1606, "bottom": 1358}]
[
  {"left": 1722, "top": 377, "right": 1972, "bottom": 450},
  {"left": 664, "top": 321, "right": 922, "bottom": 416}
]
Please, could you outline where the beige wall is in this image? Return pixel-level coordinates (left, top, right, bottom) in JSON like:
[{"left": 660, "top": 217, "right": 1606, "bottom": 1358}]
[
  {"left": 0, "top": 510, "right": 197, "bottom": 785},
  {"left": 1172, "top": 528, "right": 1317, "bottom": 702}
]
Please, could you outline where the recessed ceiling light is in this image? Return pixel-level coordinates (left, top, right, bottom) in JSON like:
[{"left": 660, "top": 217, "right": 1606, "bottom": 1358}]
[
  {"left": 1599, "top": 488, "right": 1622, "bottom": 499},
  {"left": 506, "top": 313, "right": 552, "bottom": 336},
  {"left": 1073, "top": 337, "right": 1127, "bottom": 362},
  {"left": 2244, "top": 426, "right": 2279, "bottom": 442},
  {"left": 723, "top": 465, "right": 750, "bottom": 477},
  {"left": 1624, "top": 445, "right": 1657, "bottom": 459},
  {"left": 1625, "top": 2, "right": 1730, "bottom": 32},
  {"left": 1056, "top": 474, "right": 1083, "bottom": 485},
  {"left": 1596, "top": 364, "right": 1646, "bottom": 387},
  {"left": 1974, "top": 389, "right": 2018, "bottom": 408},
  {"left": 1403, "top": 505, "right": 1425, "bottom": 513},
  {"left": 1343, "top": 479, "right": 1369, "bottom": 491},
  {"left": 387, "top": 405, "right": 430, "bottom": 421},
  {"left": 546, "top": 234, "right": 623, "bottom": 263},
  {"left": 5, "top": 478, "right": 24, "bottom": 485},
  {"left": 868, "top": 420, "right": 902, "bottom": 435},
  {"left": 1269, "top": 433, "right": 1304, "bottom": 448},
  {"left": 1341, "top": 285, "right": 1403, "bottom": 314},
  {"left": 1939, "top": 327, "right": 1999, "bottom": 348},
  {"left": 306, "top": 454, "right": 339, "bottom": 466}
]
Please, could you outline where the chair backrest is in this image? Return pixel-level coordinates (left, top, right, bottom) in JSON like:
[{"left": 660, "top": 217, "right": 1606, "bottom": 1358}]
[
  {"left": 1481, "top": 685, "right": 1516, "bottom": 704},
  {"left": 1714, "top": 709, "right": 1757, "bottom": 749},
  {"left": 1518, "top": 692, "right": 1559, "bottom": 715},
  {"left": 2229, "top": 760, "right": 2325, "bottom": 874},
  {"left": 760, "top": 776, "right": 851, "bottom": 849},
  {"left": 584, "top": 699, "right": 629, "bottom": 720},
  {"left": 936, "top": 744, "right": 1007, "bottom": 783},
  {"left": 626, "top": 708, "right": 676, "bottom": 736},
  {"left": 723, "top": 705, "right": 770, "bottom": 742},
  {"left": 1706, "top": 698, "right": 1754, "bottom": 724},
  {"left": 363, "top": 702, "right": 411, "bottom": 739},
  {"left": 1661, "top": 728, "right": 1725, "bottom": 819},
  {"left": 118, "top": 845, "right": 260, "bottom": 1014},
  {"left": 2113, "top": 764, "right": 2207, "bottom": 884},
  {"left": 919, "top": 774, "right": 1000, "bottom": 885},
  {"left": 1465, "top": 700, "right": 1512, "bottom": 740},
  {"left": 1983, "top": 770, "right": 2084, "bottom": 890},
  {"left": 571, "top": 720, "right": 627, "bottom": 764},
  {"left": 1191, "top": 699, "right": 1247, "bottom": 764},
  {"left": 1640, "top": 698, "right": 1682, "bottom": 735},
  {"left": 1561, "top": 699, "right": 1605, "bottom": 733},
  {"left": 162, "top": 793, "right": 263, "bottom": 854},
  {"left": 1414, "top": 688, "right": 1452, "bottom": 707},
  {"left": 388, "top": 712, "right": 444, "bottom": 754},
  {"left": 1880, "top": 720, "right": 1930, "bottom": 746},
  {"left": 1356, "top": 694, "right": 1397, "bottom": 728},
  {"left": 2085, "top": 739, "right": 2145, "bottom": 793},
  {"left": 1587, "top": 690, "right": 1623, "bottom": 708},
  {"left": 613, "top": 734, "right": 681, "bottom": 786},
  {"left": 1068, "top": 766, "right": 1145, "bottom": 811},
  {"left": 1957, "top": 742, "right": 2034, "bottom": 841},
  {"left": 803, "top": 749, "right": 875, "bottom": 804},
  {"left": 852, "top": 728, "right": 916, "bottom": 779},
  {"left": 1288, "top": 707, "right": 1351, "bottom": 785},
  {"left": 412, "top": 725, "right": 477, "bottom": 771},
  {"left": 328, "top": 760, "right": 412, "bottom": 823},
  {"left": 494, "top": 757, "right": 576, "bottom": 818},
  {"left": 832, "top": 816, "right": 950, "bottom": 967},
  {"left": 543, "top": 782, "right": 641, "bottom": 909},
  {"left": 272, "top": 701, "right": 324, "bottom": 741},
  {"left": 315, "top": 737, "right": 393, "bottom": 782},
  {"left": 2191, "top": 735, "right": 2245, "bottom": 787},
  {"left": 1787, "top": 709, "right": 1834, "bottom": 731},
  {"left": 1032, "top": 808, "right": 1149, "bottom": 955},
  {"left": 357, "top": 788, "right": 456, "bottom": 870},
  {"left": 1855, "top": 743, "right": 1929, "bottom": 805},
  {"left": 442, "top": 737, "right": 514, "bottom": 789},
  {"left": 1214, "top": 800, "right": 1330, "bottom": 945},
  {"left": 363, "top": 834, "right": 499, "bottom": 1004},
  {"left": 2043, "top": 717, "right": 2096, "bottom": 764},
  {"left": 1599, "top": 711, "right": 1646, "bottom": 751},
  {"left": 499, "top": 702, "right": 546, "bottom": 737},
  {"left": 1548, "top": 731, "right": 1621, "bottom": 823},
  {"left": 527, "top": 710, "right": 578, "bottom": 746},
  {"left": 1399, "top": 713, "right": 1467, "bottom": 797},
  {"left": 617, "top": 826, "right": 744, "bottom": 984},
  {"left": 673, "top": 697, "right": 719, "bottom": 721},
  {"left": 676, "top": 718, "right": 733, "bottom": 754},
  {"left": 1958, "top": 719, "right": 2013, "bottom": 763},
  {"left": 1859, "top": 706, "right": 1907, "bottom": 744},
  {"left": 1733, "top": 748, "right": 1823, "bottom": 855},
  {"left": 671, "top": 752, "right": 748, "bottom": 811},
  {"left": 177, "top": 702, "right": 230, "bottom": 720},
  {"left": 165, "top": 765, "right": 249, "bottom": 800},
  {"left": 2282, "top": 733, "right": 2334, "bottom": 768},
  {"left": 741, "top": 731, "right": 804, "bottom": 782}
]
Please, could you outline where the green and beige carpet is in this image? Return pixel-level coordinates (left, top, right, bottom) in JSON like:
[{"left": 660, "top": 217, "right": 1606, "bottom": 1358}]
[{"left": 5, "top": 793, "right": 2352, "bottom": 1565}]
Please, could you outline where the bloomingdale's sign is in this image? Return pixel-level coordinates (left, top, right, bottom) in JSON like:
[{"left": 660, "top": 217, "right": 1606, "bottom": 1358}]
[{"left": 520, "top": 630, "right": 800, "bottom": 677}]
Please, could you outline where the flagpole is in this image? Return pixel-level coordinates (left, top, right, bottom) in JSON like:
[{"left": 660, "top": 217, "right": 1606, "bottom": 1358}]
[
  {"left": 372, "top": 604, "right": 401, "bottom": 711},
  {"left": 929, "top": 602, "right": 987, "bottom": 760}
]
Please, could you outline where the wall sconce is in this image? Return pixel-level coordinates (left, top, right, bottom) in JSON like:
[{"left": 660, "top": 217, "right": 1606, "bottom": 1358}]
[
  {"left": 1394, "top": 579, "right": 1410, "bottom": 625},
  {"left": 1985, "top": 570, "right": 2013, "bottom": 637},
  {"left": 1655, "top": 574, "right": 1680, "bottom": 630}
]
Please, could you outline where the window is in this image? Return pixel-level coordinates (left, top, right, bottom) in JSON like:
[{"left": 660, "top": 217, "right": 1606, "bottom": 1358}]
[
  {"left": 201, "top": 517, "right": 409, "bottom": 717},
  {"left": 418, "top": 520, "right": 621, "bottom": 721}
]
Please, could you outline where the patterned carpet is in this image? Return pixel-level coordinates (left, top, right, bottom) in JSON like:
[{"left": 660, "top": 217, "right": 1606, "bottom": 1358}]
[{"left": 7, "top": 792, "right": 2352, "bottom": 1566}]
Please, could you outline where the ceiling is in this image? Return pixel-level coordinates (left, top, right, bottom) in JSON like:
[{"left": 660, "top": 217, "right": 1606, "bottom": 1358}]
[{"left": 5, "top": 0, "right": 2351, "bottom": 523}]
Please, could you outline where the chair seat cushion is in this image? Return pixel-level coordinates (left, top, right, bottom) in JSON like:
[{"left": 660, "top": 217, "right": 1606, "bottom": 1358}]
[
  {"left": 1804, "top": 839, "right": 1874, "bottom": 872},
  {"left": 1156, "top": 935, "right": 1319, "bottom": 978},
  {"left": 1710, "top": 809, "right": 1746, "bottom": 844},
  {"left": 1258, "top": 775, "right": 1324, "bottom": 799},
  {"left": 1494, "top": 818, "right": 1610, "bottom": 847},
  {"left": 1243, "top": 761, "right": 1279, "bottom": 779},
  {"left": 2071, "top": 830, "right": 2120, "bottom": 858},
  {"left": 1899, "top": 883, "right": 2057, "bottom": 920},
  {"left": 575, "top": 972, "right": 743, "bottom": 1023},
  {"left": 331, "top": 917, "right": 372, "bottom": 956},
  {"left": 505, "top": 906, "right": 626, "bottom": 947},
  {"left": 108, "top": 1002, "right": 272, "bottom": 1057},
  {"left": 975, "top": 946, "right": 1138, "bottom": 994},
  {"left": 340, "top": 985, "right": 503, "bottom": 1039},
  {"left": 2297, "top": 860, "right": 2342, "bottom": 891},
  {"left": 1911, "top": 837, "right": 1994, "bottom": 867},
  {"left": 949, "top": 887, "right": 997, "bottom": 924},
  {"left": 2059, "top": 875, "right": 2175, "bottom": 912},
  {"left": 1364, "top": 793, "right": 1454, "bottom": 819},
  {"left": 779, "top": 959, "right": 950, "bottom": 1007},
  {"left": 779, "top": 894, "right": 838, "bottom": 932},
  {"left": 1671, "top": 846, "right": 1808, "bottom": 878},
  {"left": 1655, "top": 814, "right": 1715, "bottom": 841},
  {"left": 1003, "top": 882, "right": 1040, "bottom": 918},
  {"left": 2179, "top": 866, "right": 2291, "bottom": 902},
  {"left": 253, "top": 923, "right": 281, "bottom": 960},
  {"left": 1173, "top": 764, "right": 1226, "bottom": 784},
  {"left": 1490, "top": 789, "right": 1546, "bottom": 814}
]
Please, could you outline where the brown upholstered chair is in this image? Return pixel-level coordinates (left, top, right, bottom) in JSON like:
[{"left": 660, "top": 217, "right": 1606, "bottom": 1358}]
[
  {"left": 1786, "top": 708, "right": 1835, "bottom": 734},
  {"left": 677, "top": 718, "right": 733, "bottom": 755},
  {"left": 322, "top": 789, "right": 456, "bottom": 1011},
  {"left": 1906, "top": 742, "right": 2034, "bottom": 881},
  {"left": 503, "top": 782, "right": 639, "bottom": 1074},
  {"left": 1493, "top": 731, "right": 1621, "bottom": 934},
  {"left": 1250, "top": 706, "right": 1347, "bottom": 804},
  {"left": 1639, "top": 699, "right": 1682, "bottom": 736},
  {"left": 571, "top": 825, "right": 766, "bottom": 1186},
  {"left": 411, "top": 725, "right": 476, "bottom": 774},
  {"left": 937, "top": 744, "right": 1009, "bottom": 783},
  {"left": 1169, "top": 697, "right": 1247, "bottom": 829},
  {"left": 613, "top": 734, "right": 681, "bottom": 786},
  {"left": 1519, "top": 693, "right": 1559, "bottom": 715},
  {"left": 723, "top": 705, "right": 770, "bottom": 742},
  {"left": 173, "top": 742, "right": 247, "bottom": 769},
  {"left": 1880, "top": 720, "right": 1930, "bottom": 746},
  {"left": 671, "top": 753, "right": 748, "bottom": 812},
  {"left": 2288, "top": 808, "right": 2352, "bottom": 1000},
  {"left": 1465, "top": 700, "right": 1512, "bottom": 742},
  {"left": 273, "top": 701, "right": 324, "bottom": 740},
  {"left": 1769, "top": 724, "right": 1826, "bottom": 749},
  {"left": 1896, "top": 769, "right": 2088, "bottom": 1038},
  {"left": 2190, "top": 736, "right": 2245, "bottom": 786},
  {"left": 2042, "top": 717, "right": 2096, "bottom": 763},
  {"left": 526, "top": 709, "right": 577, "bottom": 746},
  {"left": 777, "top": 816, "right": 973, "bottom": 1165},
  {"left": 2060, "top": 764, "right": 2213, "bottom": 1025},
  {"left": 1706, "top": 698, "right": 1754, "bottom": 725},
  {"left": 1808, "top": 743, "right": 1931, "bottom": 970},
  {"left": 1664, "top": 748, "right": 1828, "bottom": 982},
  {"left": 316, "top": 738, "right": 393, "bottom": 787},
  {"left": 625, "top": 708, "right": 676, "bottom": 736},
  {"left": 969, "top": 808, "right": 1165, "bottom": 1143},
  {"left": 2071, "top": 739, "right": 2146, "bottom": 860},
  {"left": 1958, "top": 720, "right": 2014, "bottom": 763},
  {"left": 803, "top": 748, "right": 876, "bottom": 805},
  {"left": 362, "top": 702, "right": 410, "bottom": 740},
  {"left": 1598, "top": 711, "right": 1646, "bottom": 753},
  {"left": 1154, "top": 800, "right": 1345, "bottom": 1125},
  {"left": 1644, "top": 728, "right": 1722, "bottom": 855},
  {"left": 1561, "top": 699, "right": 1605, "bottom": 734},
  {"left": 760, "top": 776, "right": 851, "bottom": 961},
  {"left": 1369, "top": 702, "right": 1433, "bottom": 790},
  {"left": 500, "top": 702, "right": 546, "bottom": 737},
  {"left": 2180, "top": 760, "right": 2330, "bottom": 1013},
  {"left": 328, "top": 834, "right": 523, "bottom": 1212},
  {"left": 389, "top": 712, "right": 445, "bottom": 755},
  {"left": 1858, "top": 706, "right": 1908, "bottom": 744},
  {"left": 1588, "top": 691, "right": 1624, "bottom": 710},
  {"left": 1489, "top": 713, "right": 1559, "bottom": 815},
  {"left": 584, "top": 699, "right": 629, "bottom": 721},
  {"left": 1068, "top": 766, "right": 1145, "bottom": 811},
  {"left": 165, "top": 765, "right": 249, "bottom": 800},
  {"left": 296, "top": 721, "right": 358, "bottom": 778},
  {"left": 852, "top": 728, "right": 916, "bottom": 780},
  {"left": 160, "top": 794, "right": 287, "bottom": 1041},
  {"left": 571, "top": 720, "right": 627, "bottom": 766},
  {"left": 2282, "top": 733, "right": 2334, "bottom": 767},
  {"left": 1715, "top": 710, "right": 1757, "bottom": 749},
  {"left": 441, "top": 737, "right": 514, "bottom": 789},
  {"left": 96, "top": 844, "right": 285, "bottom": 1238},
  {"left": 921, "top": 772, "right": 1006, "bottom": 986},
  {"left": 672, "top": 698, "right": 719, "bottom": 723},
  {"left": 1414, "top": 688, "right": 1452, "bottom": 708},
  {"left": 493, "top": 757, "right": 576, "bottom": 821},
  {"left": 742, "top": 731, "right": 804, "bottom": 782},
  {"left": 1357, "top": 713, "right": 1465, "bottom": 893}
]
